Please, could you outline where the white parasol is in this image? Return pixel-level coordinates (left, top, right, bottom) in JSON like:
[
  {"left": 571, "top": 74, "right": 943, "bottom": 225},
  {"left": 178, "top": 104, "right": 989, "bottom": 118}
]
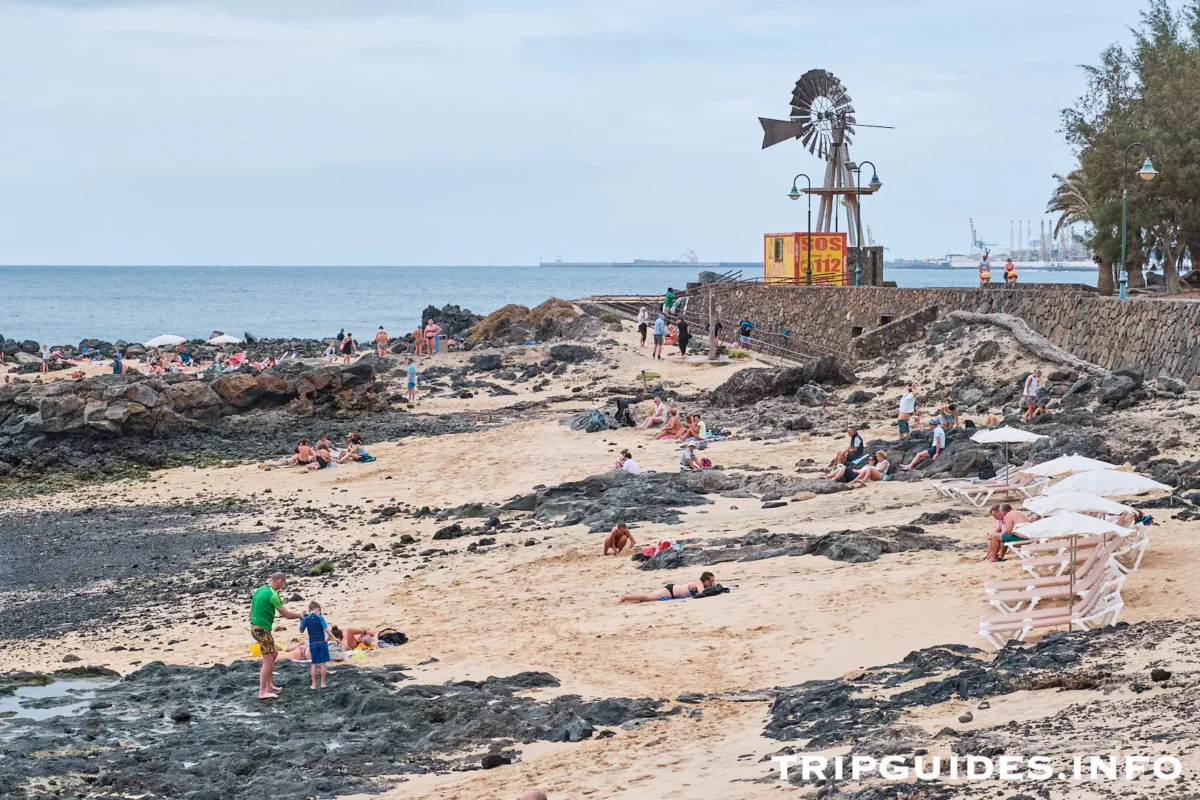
[
  {"left": 207, "top": 334, "right": 242, "bottom": 345},
  {"left": 1044, "top": 470, "right": 1172, "bottom": 498},
  {"left": 144, "top": 334, "right": 187, "bottom": 348},
  {"left": 1014, "top": 512, "right": 1132, "bottom": 540},
  {"left": 970, "top": 426, "right": 1047, "bottom": 485},
  {"left": 1020, "top": 454, "right": 1118, "bottom": 478},
  {"left": 1023, "top": 492, "right": 1135, "bottom": 517}
]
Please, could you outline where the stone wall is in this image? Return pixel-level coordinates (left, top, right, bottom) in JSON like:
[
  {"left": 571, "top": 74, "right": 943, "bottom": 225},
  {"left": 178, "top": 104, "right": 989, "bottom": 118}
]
[
  {"left": 850, "top": 305, "right": 938, "bottom": 360},
  {"left": 690, "top": 283, "right": 1200, "bottom": 384}
]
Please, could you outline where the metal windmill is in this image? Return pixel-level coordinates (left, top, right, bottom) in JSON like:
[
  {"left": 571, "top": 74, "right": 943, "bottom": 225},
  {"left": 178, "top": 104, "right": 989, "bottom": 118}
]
[{"left": 758, "top": 69, "right": 888, "bottom": 247}]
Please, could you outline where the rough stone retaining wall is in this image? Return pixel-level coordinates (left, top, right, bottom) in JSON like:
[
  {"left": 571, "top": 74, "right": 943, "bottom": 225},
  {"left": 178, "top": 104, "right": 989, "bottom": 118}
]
[{"left": 692, "top": 283, "right": 1200, "bottom": 384}]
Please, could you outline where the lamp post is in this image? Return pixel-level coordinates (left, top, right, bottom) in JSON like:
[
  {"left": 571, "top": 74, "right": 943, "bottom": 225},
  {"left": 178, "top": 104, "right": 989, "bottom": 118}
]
[
  {"left": 788, "top": 174, "right": 813, "bottom": 285},
  {"left": 1119, "top": 142, "right": 1159, "bottom": 300},
  {"left": 850, "top": 161, "right": 881, "bottom": 287}
]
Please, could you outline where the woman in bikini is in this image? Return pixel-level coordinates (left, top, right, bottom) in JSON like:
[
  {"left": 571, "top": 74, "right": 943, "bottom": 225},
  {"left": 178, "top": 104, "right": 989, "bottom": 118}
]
[
  {"left": 621, "top": 571, "right": 715, "bottom": 603},
  {"left": 640, "top": 397, "right": 667, "bottom": 428},
  {"left": 259, "top": 438, "right": 315, "bottom": 469},
  {"left": 337, "top": 433, "right": 372, "bottom": 463},
  {"left": 654, "top": 408, "right": 685, "bottom": 440}
]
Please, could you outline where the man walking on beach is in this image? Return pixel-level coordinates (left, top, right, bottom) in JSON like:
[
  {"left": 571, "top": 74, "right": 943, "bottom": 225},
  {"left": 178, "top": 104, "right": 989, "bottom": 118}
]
[
  {"left": 336, "top": 328, "right": 345, "bottom": 346},
  {"left": 251, "top": 572, "right": 301, "bottom": 700},
  {"left": 1023, "top": 369, "right": 1042, "bottom": 420},
  {"left": 375, "top": 326, "right": 389, "bottom": 356},
  {"left": 897, "top": 383, "right": 917, "bottom": 439},
  {"left": 652, "top": 313, "right": 666, "bottom": 360}
]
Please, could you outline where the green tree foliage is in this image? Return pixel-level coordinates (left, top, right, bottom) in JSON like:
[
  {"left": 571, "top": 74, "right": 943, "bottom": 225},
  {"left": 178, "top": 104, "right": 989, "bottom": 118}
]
[{"left": 1056, "top": 0, "right": 1200, "bottom": 294}]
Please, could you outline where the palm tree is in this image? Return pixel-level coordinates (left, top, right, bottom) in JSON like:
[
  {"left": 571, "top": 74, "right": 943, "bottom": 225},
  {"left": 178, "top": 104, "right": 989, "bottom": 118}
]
[{"left": 1047, "top": 168, "right": 1116, "bottom": 294}]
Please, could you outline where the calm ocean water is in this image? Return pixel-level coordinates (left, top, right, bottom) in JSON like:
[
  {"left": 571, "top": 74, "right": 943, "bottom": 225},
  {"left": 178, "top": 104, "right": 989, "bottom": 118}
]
[{"left": 0, "top": 265, "right": 1096, "bottom": 345}]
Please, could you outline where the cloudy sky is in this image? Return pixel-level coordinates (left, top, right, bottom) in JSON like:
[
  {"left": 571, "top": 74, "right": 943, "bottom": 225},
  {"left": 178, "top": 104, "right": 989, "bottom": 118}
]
[{"left": 0, "top": 0, "right": 1149, "bottom": 265}]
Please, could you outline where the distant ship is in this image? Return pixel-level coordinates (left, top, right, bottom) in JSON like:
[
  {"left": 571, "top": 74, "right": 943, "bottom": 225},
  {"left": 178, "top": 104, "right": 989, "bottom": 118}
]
[{"left": 540, "top": 248, "right": 756, "bottom": 269}]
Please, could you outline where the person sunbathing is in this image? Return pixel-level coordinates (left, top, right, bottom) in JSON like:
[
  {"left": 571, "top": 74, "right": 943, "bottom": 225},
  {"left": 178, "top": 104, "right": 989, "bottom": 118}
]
[
  {"left": 330, "top": 626, "right": 375, "bottom": 649},
  {"left": 621, "top": 571, "right": 715, "bottom": 603},
  {"left": 986, "top": 503, "right": 1032, "bottom": 562},
  {"left": 604, "top": 522, "right": 636, "bottom": 554},
  {"left": 654, "top": 409, "right": 684, "bottom": 440},
  {"left": 307, "top": 442, "right": 334, "bottom": 471},
  {"left": 664, "top": 323, "right": 679, "bottom": 346},
  {"left": 823, "top": 458, "right": 860, "bottom": 483},
  {"left": 849, "top": 451, "right": 890, "bottom": 485},
  {"left": 259, "top": 439, "right": 315, "bottom": 469},
  {"left": 674, "top": 414, "right": 702, "bottom": 441},
  {"left": 640, "top": 397, "right": 667, "bottom": 428},
  {"left": 337, "top": 432, "right": 374, "bottom": 463}
]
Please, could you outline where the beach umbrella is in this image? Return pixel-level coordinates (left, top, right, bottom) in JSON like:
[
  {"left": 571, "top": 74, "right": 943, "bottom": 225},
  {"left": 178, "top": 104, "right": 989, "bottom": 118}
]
[
  {"left": 1020, "top": 454, "right": 1118, "bottom": 478},
  {"left": 1023, "top": 492, "right": 1135, "bottom": 517},
  {"left": 207, "top": 334, "right": 242, "bottom": 345},
  {"left": 969, "top": 426, "right": 1048, "bottom": 485},
  {"left": 145, "top": 334, "right": 186, "bottom": 348},
  {"left": 1044, "top": 470, "right": 1172, "bottom": 498},
  {"left": 1014, "top": 512, "right": 1132, "bottom": 539}
]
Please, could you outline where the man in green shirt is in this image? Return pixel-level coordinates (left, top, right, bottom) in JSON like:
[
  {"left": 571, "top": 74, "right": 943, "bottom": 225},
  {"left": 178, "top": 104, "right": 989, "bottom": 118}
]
[{"left": 250, "top": 572, "right": 300, "bottom": 699}]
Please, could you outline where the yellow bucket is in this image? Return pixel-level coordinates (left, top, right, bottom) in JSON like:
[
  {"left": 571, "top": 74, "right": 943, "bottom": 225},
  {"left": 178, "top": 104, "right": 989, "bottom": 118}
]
[{"left": 249, "top": 642, "right": 262, "bottom": 657}]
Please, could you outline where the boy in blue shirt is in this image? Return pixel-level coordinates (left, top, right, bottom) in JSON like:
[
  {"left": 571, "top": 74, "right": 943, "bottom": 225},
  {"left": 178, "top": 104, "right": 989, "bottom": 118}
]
[{"left": 299, "top": 601, "right": 331, "bottom": 690}]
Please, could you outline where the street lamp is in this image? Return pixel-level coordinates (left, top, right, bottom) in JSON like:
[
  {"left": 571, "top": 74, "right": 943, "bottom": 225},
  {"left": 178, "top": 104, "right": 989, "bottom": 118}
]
[
  {"left": 789, "top": 173, "right": 813, "bottom": 285},
  {"left": 851, "top": 161, "right": 881, "bottom": 287},
  {"left": 1119, "top": 142, "right": 1158, "bottom": 300}
]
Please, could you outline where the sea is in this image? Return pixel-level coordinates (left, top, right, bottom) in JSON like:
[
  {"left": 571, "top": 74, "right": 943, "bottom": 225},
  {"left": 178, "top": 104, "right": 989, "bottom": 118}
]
[{"left": 0, "top": 264, "right": 1096, "bottom": 346}]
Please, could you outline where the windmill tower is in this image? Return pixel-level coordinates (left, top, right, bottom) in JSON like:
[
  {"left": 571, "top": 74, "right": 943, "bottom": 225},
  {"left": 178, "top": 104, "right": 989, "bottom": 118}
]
[{"left": 758, "top": 69, "right": 885, "bottom": 248}]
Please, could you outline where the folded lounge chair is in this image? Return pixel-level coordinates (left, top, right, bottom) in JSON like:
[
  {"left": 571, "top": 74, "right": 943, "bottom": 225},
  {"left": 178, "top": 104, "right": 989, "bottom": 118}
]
[
  {"left": 979, "top": 568, "right": 1126, "bottom": 649},
  {"left": 984, "top": 540, "right": 1119, "bottom": 613},
  {"left": 952, "top": 474, "right": 1049, "bottom": 507}
]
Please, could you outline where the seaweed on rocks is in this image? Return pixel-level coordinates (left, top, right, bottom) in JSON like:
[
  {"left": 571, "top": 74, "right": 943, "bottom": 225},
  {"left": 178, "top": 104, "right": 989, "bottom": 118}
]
[{"left": 0, "top": 662, "right": 667, "bottom": 800}]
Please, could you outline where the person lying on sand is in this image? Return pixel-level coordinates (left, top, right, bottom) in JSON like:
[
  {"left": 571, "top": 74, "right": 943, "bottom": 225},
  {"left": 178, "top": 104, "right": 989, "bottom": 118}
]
[
  {"left": 849, "top": 451, "right": 890, "bottom": 485},
  {"left": 640, "top": 397, "right": 667, "bottom": 428},
  {"left": 330, "top": 626, "right": 376, "bottom": 649},
  {"left": 604, "top": 522, "right": 637, "bottom": 555},
  {"left": 259, "top": 438, "right": 315, "bottom": 470},
  {"left": 654, "top": 408, "right": 684, "bottom": 440},
  {"left": 986, "top": 503, "right": 1031, "bottom": 562},
  {"left": 621, "top": 571, "right": 715, "bottom": 603}
]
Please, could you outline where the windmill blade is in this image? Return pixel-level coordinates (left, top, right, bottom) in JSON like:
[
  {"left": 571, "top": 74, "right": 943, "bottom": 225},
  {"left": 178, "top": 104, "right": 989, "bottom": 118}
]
[
  {"left": 759, "top": 117, "right": 804, "bottom": 149},
  {"left": 856, "top": 123, "right": 896, "bottom": 129}
]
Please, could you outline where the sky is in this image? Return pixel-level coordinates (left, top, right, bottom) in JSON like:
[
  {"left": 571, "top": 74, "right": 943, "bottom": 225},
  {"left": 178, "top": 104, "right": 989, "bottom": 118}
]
[{"left": 0, "top": 0, "right": 1154, "bottom": 265}]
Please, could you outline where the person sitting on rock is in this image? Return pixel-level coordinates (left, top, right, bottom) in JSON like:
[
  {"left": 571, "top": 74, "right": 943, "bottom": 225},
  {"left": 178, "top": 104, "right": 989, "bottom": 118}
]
[
  {"left": 640, "top": 397, "right": 667, "bottom": 428},
  {"left": 604, "top": 522, "right": 637, "bottom": 555},
  {"left": 621, "top": 571, "right": 715, "bottom": 603},
  {"left": 986, "top": 503, "right": 1032, "bottom": 562},
  {"left": 1024, "top": 401, "right": 1048, "bottom": 422},
  {"left": 937, "top": 403, "right": 959, "bottom": 428},
  {"left": 849, "top": 451, "right": 890, "bottom": 485},
  {"left": 259, "top": 438, "right": 315, "bottom": 469},
  {"left": 901, "top": 420, "right": 945, "bottom": 471},
  {"left": 654, "top": 408, "right": 684, "bottom": 440},
  {"left": 833, "top": 427, "right": 864, "bottom": 466}
]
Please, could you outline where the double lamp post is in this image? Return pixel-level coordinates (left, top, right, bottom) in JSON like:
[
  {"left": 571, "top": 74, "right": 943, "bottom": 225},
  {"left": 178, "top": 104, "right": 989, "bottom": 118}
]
[{"left": 788, "top": 164, "right": 881, "bottom": 287}]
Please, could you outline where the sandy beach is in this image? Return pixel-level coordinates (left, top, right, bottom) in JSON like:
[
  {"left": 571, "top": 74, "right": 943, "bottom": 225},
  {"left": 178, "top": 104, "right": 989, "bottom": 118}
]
[{"left": 4, "top": 305, "right": 1200, "bottom": 800}]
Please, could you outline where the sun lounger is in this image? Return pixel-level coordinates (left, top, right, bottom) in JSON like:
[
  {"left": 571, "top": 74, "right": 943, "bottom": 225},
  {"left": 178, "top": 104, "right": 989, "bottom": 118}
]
[
  {"left": 929, "top": 464, "right": 1028, "bottom": 497},
  {"left": 1014, "top": 534, "right": 1111, "bottom": 577},
  {"left": 985, "top": 541, "right": 1119, "bottom": 613},
  {"left": 986, "top": 538, "right": 1111, "bottom": 593},
  {"left": 951, "top": 474, "right": 1049, "bottom": 507},
  {"left": 979, "top": 568, "right": 1126, "bottom": 649}
]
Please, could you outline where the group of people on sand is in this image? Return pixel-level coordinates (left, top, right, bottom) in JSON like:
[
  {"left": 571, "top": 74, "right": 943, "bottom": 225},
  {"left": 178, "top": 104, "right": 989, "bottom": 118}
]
[
  {"left": 259, "top": 433, "right": 375, "bottom": 471},
  {"left": 641, "top": 397, "right": 707, "bottom": 442},
  {"left": 636, "top": 307, "right": 691, "bottom": 360},
  {"left": 250, "top": 572, "right": 377, "bottom": 697}
]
